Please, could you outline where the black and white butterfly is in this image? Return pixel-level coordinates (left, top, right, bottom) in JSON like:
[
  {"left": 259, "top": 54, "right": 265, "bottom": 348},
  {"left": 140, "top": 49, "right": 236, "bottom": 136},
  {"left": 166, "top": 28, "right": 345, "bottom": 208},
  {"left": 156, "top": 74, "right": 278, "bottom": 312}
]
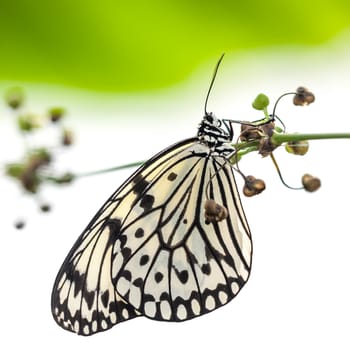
[{"left": 51, "top": 59, "right": 252, "bottom": 336}]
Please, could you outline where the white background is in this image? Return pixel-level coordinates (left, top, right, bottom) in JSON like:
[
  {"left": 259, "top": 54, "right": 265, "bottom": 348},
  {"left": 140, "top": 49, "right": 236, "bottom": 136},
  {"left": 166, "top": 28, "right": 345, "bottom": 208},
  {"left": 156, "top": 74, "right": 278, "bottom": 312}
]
[{"left": 1, "top": 37, "right": 350, "bottom": 349}]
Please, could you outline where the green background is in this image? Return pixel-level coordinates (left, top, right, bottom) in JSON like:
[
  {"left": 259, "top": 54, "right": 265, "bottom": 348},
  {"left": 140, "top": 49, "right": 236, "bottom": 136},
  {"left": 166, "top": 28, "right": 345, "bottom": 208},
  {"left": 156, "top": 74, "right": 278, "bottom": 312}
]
[{"left": 0, "top": 0, "right": 349, "bottom": 91}]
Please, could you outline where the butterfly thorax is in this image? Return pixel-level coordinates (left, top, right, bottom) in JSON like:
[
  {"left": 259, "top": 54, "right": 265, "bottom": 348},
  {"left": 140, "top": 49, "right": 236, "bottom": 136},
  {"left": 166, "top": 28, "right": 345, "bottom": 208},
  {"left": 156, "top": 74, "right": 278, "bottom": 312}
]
[{"left": 197, "top": 113, "right": 234, "bottom": 156}]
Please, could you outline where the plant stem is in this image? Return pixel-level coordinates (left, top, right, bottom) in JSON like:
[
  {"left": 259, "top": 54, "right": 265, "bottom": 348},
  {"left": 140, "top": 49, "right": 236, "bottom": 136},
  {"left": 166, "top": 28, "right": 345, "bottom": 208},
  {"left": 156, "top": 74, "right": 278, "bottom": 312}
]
[
  {"left": 74, "top": 161, "right": 144, "bottom": 178},
  {"left": 42, "top": 132, "right": 350, "bottom": 184},
  {"left": 271, "top": 132, "right": 350, "bottom": 145}
]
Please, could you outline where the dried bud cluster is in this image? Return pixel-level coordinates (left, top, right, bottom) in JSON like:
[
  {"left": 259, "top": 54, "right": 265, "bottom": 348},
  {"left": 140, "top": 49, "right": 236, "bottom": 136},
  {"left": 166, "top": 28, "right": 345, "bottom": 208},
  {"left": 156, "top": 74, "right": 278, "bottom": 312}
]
[{"left": 3, "top": 87, "right": 74, "bottom": 227}]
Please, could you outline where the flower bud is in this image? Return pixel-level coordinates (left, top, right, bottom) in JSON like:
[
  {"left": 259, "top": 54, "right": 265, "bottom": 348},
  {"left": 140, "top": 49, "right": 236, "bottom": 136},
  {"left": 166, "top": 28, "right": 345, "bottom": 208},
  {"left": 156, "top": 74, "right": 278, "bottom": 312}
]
[
  {"left": 252, "top": 93, "right": 269, "bottom": 110},
  {"left": 285, "top": 140, "right": 309, "bottom": 155},
  {"left": 240, "top": 124, "right": 261, "bottom": 141},
  {"left": 5, "top": 87, "right": 25, "bottom": 109},
  {"left": 62, "top": 129, "right": 73, "bottom": 146},
  {"left": 14, "top": 219, "right": 26, "bottom": 230},
  {"left": 243, "top": 175, "right": 266, "bottom": 197},
  {"left": 293, "top": 87, "right": 315, "bottom": 106},
  {"left": 17, "top": 114, "right": 40, "bottom": 132},
  {"left": 39, "top": 203, "right": 51, "bottom": 213},
  {"left": 204, "top": 199, "right": 228, "bottom": 224},
  {"left": 302, "top": 174, "right": 321, "bottom": 192},
  {"left": 49, "top": 107, "right": 65, "bottom": 123}
]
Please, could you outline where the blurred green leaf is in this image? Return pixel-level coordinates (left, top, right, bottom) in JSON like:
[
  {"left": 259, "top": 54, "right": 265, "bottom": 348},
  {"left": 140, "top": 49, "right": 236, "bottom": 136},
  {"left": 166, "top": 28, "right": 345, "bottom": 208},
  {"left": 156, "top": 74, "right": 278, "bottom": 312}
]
[{"left": 0, "top": 0, "right": 349, "bottom": 91}]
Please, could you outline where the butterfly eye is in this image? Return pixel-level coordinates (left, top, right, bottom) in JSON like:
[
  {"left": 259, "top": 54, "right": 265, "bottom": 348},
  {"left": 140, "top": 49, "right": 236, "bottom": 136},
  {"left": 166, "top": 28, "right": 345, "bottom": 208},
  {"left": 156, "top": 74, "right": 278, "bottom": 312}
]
[{"left": 204, "top": 199, "right": 228, "bottom": 224}]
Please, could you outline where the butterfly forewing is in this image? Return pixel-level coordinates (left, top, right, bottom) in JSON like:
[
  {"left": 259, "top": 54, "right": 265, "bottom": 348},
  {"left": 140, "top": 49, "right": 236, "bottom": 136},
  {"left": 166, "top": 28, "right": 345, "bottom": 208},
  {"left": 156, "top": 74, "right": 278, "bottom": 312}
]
[{"left": 51, "top": 218, "right": 141, "bottom": 335}]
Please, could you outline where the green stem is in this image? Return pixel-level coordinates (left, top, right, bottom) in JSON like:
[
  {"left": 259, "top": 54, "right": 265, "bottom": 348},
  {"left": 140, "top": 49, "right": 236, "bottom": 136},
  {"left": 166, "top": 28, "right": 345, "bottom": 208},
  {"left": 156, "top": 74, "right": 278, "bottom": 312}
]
[
  {"left": 41, "top": 132, "right": 350, "bottom": 184},
  {"left": 271, "top": 132, "right": 350, "bottom": 145},
  {"left": 74, "top": 161, "right": 145, "bottom": 178},
  {"left": 41, "top": 161, "right": 144, "bottom": 184}
]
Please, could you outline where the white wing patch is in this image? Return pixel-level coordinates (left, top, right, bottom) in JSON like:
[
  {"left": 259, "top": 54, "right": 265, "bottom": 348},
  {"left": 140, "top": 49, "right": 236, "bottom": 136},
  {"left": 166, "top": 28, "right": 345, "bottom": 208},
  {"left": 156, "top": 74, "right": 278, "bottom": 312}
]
[{"left": 51, "top": 138, "right": 252, "bottom": 335}]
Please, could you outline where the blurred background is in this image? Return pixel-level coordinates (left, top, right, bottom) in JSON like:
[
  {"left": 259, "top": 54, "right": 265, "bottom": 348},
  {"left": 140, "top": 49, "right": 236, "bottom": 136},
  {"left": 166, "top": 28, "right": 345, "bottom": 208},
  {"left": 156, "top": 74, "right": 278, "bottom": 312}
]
[{"left": 1, "top": 1, "right": 350, "bottom": 349}]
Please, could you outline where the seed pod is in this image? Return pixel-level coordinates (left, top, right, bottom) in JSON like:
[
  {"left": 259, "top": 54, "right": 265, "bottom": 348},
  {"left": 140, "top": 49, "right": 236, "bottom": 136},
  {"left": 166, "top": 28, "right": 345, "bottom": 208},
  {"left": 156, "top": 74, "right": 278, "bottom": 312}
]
[
  {"left": 14, "top": 219, "right": 26, "bottom": 230},
  {"left": 20, "top": 168, "right": 40, "bottom": 193},
  {"left": 39, "top": 203, "right": 52, "bottom": 213},
  {"left": 302, "top": 174, "right": 321, "bottom": 192},
  {"left": 240, "top": 124, "right": 261, "bottom": 141},
  {"left": 293, "top": 87, "right": 315, "bottom": 106},
  {"left": 259, "top": 137, "right": 277, "bottom": 157},
  {"left": 62, "top": 129, "right": 74, "bottom": 146},
  {"left": 243, "top": 175, "right": 266, "bottom": 197},
  {"left": 17, "top": 114, "right": 40, "bottom": 132},
  {"left": 5, "top": 87, "right": 25, "bottom": 109},
  {"left": 204, "top": 199, "right": 228, "bottom": 224},
  {"left": 285, "top": 140, "right": 309, "bottom": 155},
  {"left": 49, "top": 107, "right": 65, "bottom": 123}
]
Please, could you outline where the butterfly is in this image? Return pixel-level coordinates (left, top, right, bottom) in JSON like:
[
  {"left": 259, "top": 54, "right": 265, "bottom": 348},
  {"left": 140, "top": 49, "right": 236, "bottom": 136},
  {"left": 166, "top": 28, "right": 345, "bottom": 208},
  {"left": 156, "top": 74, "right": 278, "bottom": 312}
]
[{"left": 51, "top": 56, "right": 252, "bottom": 336}]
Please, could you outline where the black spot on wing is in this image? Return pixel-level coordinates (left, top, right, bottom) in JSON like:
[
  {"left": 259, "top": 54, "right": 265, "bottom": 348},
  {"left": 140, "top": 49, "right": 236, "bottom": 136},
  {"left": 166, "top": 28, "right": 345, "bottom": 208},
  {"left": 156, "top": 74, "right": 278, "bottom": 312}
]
[
  {"left": 135, "top": 228, "right": 144, "bottom": 238},
  {"left": 155, "top": 272, "right": 163, "bottom": 283},
  {"left": 101, "top": 290, "right": 110, "bottom": 308},
  {"left": 85, "top": 290, "right": 95, "bottom": 310},
  {"left": 201, "top": 263, "right": 211, "bottom": 275},
  {"left": 72, "top": 271, "right": 85, "bottom": 297},
  {"left": 121, "top": 247, "right": 132, "bottom": 259},
  {"left": 139, "top": 254, "right": 150, "bottom": 266},
  {"left": 178, "top": 270, "right": 189, "bottom": 284},
  {"left": 119, "top": 270, "right": 132, "bottom": 282},
  {"left": 119, "top": 234, "right": 127, "bottom": 248},
  {"left": 140, "top": 194, "right": 154, "bottom": 212},
  {"left": 105, "top": 218, "right": 122, "bottom": 235},
  {"left": 133, "top": 174, "right": 149, "bottom": 195},
  {"left": 133, "top": 278, "right": 143, "bottom": 287},
  {"left": 173, "top": 266, "right": 189, "bottom": 284},
  {"left": 167, "top": 172, "right": 177, "bottom": 181}
]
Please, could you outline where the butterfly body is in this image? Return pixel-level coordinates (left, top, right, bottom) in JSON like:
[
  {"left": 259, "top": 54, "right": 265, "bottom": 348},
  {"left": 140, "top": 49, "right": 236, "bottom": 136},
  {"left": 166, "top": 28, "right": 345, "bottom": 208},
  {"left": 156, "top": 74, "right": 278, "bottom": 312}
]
[{"left": 51, "top": 113, "right": 252, "bottom": 335}]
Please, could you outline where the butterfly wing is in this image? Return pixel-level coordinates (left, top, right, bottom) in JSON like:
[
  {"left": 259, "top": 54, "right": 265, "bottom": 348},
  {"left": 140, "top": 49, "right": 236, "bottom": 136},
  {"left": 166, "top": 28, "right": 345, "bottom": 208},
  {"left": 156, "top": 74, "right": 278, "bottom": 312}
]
[
  {"left": 111, "top": 139, "right": 252, "bottom": 321},
  {"left": 51, "top": 208, "right": 141, "bottom": 335},
  {"left": 52, "top": 137, "right": 252, "bottom": 335},
  {"left": 51, "top": 138, "right": 199, "bottom": 335}
]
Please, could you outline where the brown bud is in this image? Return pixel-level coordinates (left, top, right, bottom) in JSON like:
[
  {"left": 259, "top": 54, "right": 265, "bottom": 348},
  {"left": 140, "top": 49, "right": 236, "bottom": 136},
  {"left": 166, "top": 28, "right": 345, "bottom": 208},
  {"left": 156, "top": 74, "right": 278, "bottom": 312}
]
[
  {"left": 285, "top": 140, "right": 309, "bottom": 155},
  {"left": 20, "top": 169, "right": 40, "bottom": 193},
  {"left": 240, "top": 124, "right": 261, "bottom": 141},
  {"left": 204, "top": 199, "right": 228, "bottom": 224},
  {"left": 14, "top": 219, "right": 26, "bottom": 230},
  {"left": 293, "top": 87, "right": 315, "bottom": 106},
  {"left": 62, "top": 129, "right": 73, "bottom": 146},
  {"left": 49, "top": 107, "right": 65, "bottom": 123},
  {"left": 39, "top": 203, "right": 51, "bottom": 213},
  {"left": 259, "top": 137, "right": 277, "bottom": 157},
  {"left": 302, "top": 174, "right": 321, "bottom": 192},
  {"left": 5, "top": 87, "right": 25, "bottom": 109},
  {"left": 243, "top": 175, "right": 266, "bottom": 197}
]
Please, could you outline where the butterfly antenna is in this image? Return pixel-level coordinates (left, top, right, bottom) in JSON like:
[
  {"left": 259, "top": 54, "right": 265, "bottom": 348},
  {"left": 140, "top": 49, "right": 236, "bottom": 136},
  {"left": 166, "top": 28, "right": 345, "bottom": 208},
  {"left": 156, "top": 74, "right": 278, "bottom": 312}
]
[{"left": 204, "top": 53, "right": 225, "bottom": 116}]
